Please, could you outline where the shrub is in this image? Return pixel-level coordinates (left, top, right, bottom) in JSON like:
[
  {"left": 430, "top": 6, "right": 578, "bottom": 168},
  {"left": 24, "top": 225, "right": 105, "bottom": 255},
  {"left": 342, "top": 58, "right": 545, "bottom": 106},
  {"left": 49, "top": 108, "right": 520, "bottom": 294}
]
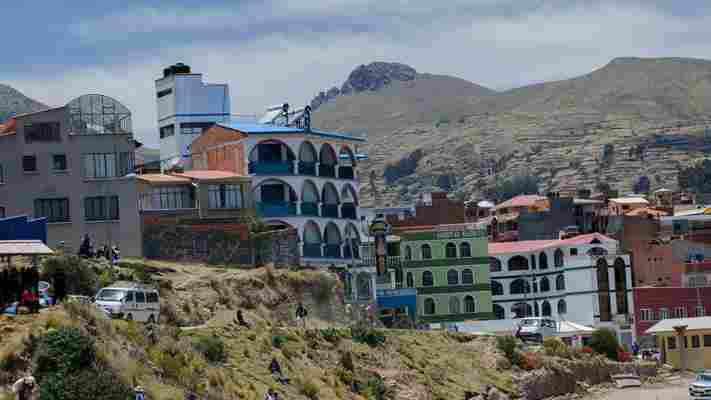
[
  {"left": 42, "top": 256, "right": 98, "bottom": 296},
  {"left": 34, "top": 327, "right": 96, "bottom": 381},
  {"left": 321, "top": 327, "right": 343, "bottom": 344},
  {"left": 543, "top": 337, "right": 571, "bottom": 358},
  {"left": 496, "top": 335, "right": 518, "bottom": 365},
  {"left": 39, "top": 366, "right": 132, "bottom": 400},
  {"left": 301, "top": 379, "right": 320, "bottom": 400},
  {"left": 272, "top": 335, "right": 290, "bottom": 349},
  {"left": 336, "top": 367, "right": 354, "bottom": 385},
  {"left": 193, "top": 335, "right": 227, "bottom": 364},
  {"left": 351, "top": 325, "right": 385, "bottom": 347},
  {"left": 589, "top": 328, "right": 619, "bottom": 360},
  {"left": 340, "top": 350, "right": 355, "bottom": 372},
  {"left": 364, "top": 376, "right": 395, "bottom": 400},
  {"left": 518, "top": 352, "right": 538, "bottom": 370}
]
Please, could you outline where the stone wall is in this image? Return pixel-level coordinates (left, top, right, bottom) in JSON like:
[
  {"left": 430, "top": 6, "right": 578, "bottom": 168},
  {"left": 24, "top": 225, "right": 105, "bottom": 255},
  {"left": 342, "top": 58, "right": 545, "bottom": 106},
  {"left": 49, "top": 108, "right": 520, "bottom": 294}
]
[{"left": 518, "top": 359, "right": 657, "bottom": 400}]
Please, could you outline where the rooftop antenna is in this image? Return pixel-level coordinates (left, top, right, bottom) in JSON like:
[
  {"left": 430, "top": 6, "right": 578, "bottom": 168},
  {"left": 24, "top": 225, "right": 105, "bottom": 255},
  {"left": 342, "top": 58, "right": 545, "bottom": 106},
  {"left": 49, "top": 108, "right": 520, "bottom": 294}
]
[
  {"left": 282, "top": 103, "right": 290, "bottom": 126},
  {"left": 304, "top": 105, "right": 312, "bottom": 132}
]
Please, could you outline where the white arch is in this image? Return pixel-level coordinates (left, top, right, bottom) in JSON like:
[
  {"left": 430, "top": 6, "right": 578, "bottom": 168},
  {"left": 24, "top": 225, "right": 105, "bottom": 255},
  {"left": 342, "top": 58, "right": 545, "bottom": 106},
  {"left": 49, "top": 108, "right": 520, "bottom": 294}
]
[
  {"left": 301, "top": 179, "right": 320, "bottom": 202},
  {"left": 299, "top": 141, "right": 318, "bottom": 162},
  {"left": 338, "top": 145, "right": 356, "bottom": 166},
  {"left": 319, "top": 143, "right": 338, "bottom": 165},
  {"left": 324, "top": 222, "right": 342, "bottom": 244},
  {"left": 303, "top": 220, "right": 322, "bottom": 243},
  {"left": 340, "top": 183, "right": 358, "bottom": 204},
  {"left": 322, "top": 182, "right": 340, "bottom": 204},
  {"left": 248, "top": 138, "right": 296, "bottom": 162},
  {"left": 251, "top": 178, "right": 297, "bottom": 202}
]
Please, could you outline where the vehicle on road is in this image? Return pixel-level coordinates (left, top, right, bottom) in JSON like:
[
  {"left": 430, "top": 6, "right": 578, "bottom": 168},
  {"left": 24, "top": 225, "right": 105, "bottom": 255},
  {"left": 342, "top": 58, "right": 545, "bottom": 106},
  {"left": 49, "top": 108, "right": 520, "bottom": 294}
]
[
  {"left": 515, "top": 317, "right": 557, "bottom": 342},
  {"left": 94, "top": 281, "right": 160, "bottom": 323},
  {"left": 689, "top": 371, "right": 711, "bottom": 399}
]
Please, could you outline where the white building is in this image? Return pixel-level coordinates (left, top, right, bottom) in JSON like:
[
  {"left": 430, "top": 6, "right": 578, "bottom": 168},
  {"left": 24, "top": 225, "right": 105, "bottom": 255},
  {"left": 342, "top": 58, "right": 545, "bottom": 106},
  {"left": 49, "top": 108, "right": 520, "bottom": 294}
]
[
  {"left": 460, "top": 233, "right": 634, "bottom": 347},
  {"left": 155, "top": 63, "right": 231, "bottom": 169}
]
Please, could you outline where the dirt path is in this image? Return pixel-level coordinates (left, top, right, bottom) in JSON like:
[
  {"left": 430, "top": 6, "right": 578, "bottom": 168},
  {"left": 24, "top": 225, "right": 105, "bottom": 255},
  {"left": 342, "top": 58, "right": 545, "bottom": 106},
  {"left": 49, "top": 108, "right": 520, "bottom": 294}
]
[{"left": 588, "top": 377, "right": 692, "bottom": 400}]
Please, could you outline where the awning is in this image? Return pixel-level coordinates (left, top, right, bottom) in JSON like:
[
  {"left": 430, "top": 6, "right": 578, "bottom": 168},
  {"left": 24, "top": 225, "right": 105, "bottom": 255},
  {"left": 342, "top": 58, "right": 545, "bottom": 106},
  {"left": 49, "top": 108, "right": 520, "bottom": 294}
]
[{"left": 0, "top": 240, "right": 54, "bottom": 256}]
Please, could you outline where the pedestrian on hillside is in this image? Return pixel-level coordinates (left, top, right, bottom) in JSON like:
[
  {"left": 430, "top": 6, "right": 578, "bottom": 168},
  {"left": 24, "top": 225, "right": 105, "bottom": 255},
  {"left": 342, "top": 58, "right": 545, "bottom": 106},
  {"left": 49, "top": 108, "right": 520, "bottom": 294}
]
[
  {"left": 270, "top": 357, "right": 289, "bottom": 384},
  {"left": 235, "top": 309, "right": 250, "bottom": 328},
  {"left": 185, "top": 391, "right": 198, "bottom": 400},
  {"left": 264, "top": 388, "right": 277, "bottom": 400},
  {"left": 295, "top": 302, "right": 308, "bottom": 328},
  {"left": 12, "top": 376, "right": 38, "bottom": 400},
  {"left": 134, "top": 386, "right": 146, "bottom": 400}
]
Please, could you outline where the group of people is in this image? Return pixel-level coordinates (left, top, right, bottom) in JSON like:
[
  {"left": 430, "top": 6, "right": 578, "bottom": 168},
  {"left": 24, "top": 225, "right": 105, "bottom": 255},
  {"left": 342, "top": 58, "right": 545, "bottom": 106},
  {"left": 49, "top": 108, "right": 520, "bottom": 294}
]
[{"left": 78, "top": 234, "right": 120, "bottom": 265}]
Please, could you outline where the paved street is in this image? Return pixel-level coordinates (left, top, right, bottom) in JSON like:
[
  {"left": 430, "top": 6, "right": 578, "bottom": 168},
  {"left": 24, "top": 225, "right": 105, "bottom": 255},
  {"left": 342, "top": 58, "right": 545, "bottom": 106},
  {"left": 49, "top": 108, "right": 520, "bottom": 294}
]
[{"left": 590, "top": 377, "right": 692, "bottom": 400}]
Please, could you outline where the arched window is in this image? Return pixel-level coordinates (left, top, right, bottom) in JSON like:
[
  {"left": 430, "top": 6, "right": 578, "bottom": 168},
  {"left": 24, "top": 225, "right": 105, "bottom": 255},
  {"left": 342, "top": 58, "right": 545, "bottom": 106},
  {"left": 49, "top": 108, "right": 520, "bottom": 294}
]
[
  {"left": 614, "top": 257, "right": 628, "bottom": 314},
  {"left": 554, "top": 249, "right": 564, "bottom": 268},
  {"left": 421, "top": 244, "right": 432, "bottom": 259},
  {"left": 556, "top": 275, "right": 565, "bottom": 291},
  {"left": 534, "top": 302, "right": 540, "bottom": 317},
  {"left": 447, "top": 269, "right": 459, "bottom": 285},
  {"left": 405, "top": 246, "right": 412, "bottom": 261},
  {"left": 588, "top": 247, "right": 608, "bottom": 256},
  {"left": 508, "top": 255, "right": 529, "bottom": 271},
  {"left": 449, "top": 297, "right": 460, "bottom": 314},
  {"left": 445, "top": 242, "right": 457, "bottom": 258},
  {"left": 542, "top": 301, "right": 552, "bottom": 317},
  {"left": 422, "top": 271, "right": 434, "bottom": 287},
  {"left": 597, "top": 258, "right": 611, "bottom": 321},
  {"left": 464, "top": 296, "right": 475, "bottom": 313},
  {"left": 406, "top": 272, "right": 414, "bottom": 288},
  {"left": 530, "top": 254, "right": 537, "bottom": 270},
  {"left": 557, "top": 299, "right": 567, "bottom": 315},
  {"left": 539, "top": 252, "right": 548, "bottom": 269},
  {"left": 493, "top": 304, "right": 505, "bottom": 320},
  {"left": 510, "top": 279, "right": 530, "bottom": 294},
  {"left": 461, "top": 269, "right": 474, "bottom": 285},
  {"left": 460, "top": 242, "right": 471, "bottom": 258},
  {"left": 511, "top": 303, "right": 532, "bottom": 318},
  {"left": 424, "top": 298, "right": 435, "bottom": 315},
  {"left": 539, "top": 277, "right": 550, "bottom": 292},
  {"left": 490, "top": 257, "right": 502, "bottom": 272},
  {"left": 491, "top": 280, "right": 503, "bottom": 296}
]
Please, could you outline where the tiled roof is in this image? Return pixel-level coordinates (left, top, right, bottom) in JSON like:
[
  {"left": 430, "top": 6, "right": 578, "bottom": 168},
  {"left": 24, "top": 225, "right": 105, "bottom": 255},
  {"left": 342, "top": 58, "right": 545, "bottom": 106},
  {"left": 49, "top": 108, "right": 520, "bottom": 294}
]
[
  {"left": 625, "top": 207, "right": 668, "bottom": 217},
  {"left": 609, "top": 197, "right": 649, "bottom": 205},
  {"left": 136, "top": 174, "right": 191, "bottom": 184},
  {"left": 646, "top": 316, "right": 711, "bottom": 334},
  {"left": 173, "top": 170, "right": 247, "bottom": 181},
  {"left": 0, "top": 240, "right": 54, "bottom": 256},
  {"left": 495, "top": 195, "right": 547, "bottom": 210},
  {"left": 488, "top": 232, "right": 616, "bottom": 255}
]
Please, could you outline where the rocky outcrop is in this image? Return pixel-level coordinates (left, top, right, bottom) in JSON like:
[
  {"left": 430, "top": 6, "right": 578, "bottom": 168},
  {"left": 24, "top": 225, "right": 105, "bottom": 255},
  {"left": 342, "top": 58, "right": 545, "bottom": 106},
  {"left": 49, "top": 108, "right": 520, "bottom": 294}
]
[{"left": 310, "top": 62, "right": 417, "bottom": 110}]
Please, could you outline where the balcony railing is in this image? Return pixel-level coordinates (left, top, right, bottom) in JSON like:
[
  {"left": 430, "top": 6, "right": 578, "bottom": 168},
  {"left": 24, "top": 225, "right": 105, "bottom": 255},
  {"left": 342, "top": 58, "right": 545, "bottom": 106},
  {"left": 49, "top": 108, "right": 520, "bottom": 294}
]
[
  {"left": 341, "top": 203, "right": 357, "bottom": 219},
  {"left": 257, "top": 202, "right": 297, "bottom": 217},
  {"left": 249, "top": 161, "right": 294, "bottom": 175},
  {"left": 338, "top": 166, "right": 355, "bottom": 179},
  {"left": 324, "top": 244, "right": 342, "bottom": 258},
  {"left": 298, "top": 161, "right": 317, "bottom": 176},
  {"left": 343, "top": 244, "right": 360, "bottom": 259},
  {"left": 322, "top": 204, "right": 339, "bottom": 218},
  {"left": 318, "top": 164, "right": 336, "bottom": 177},
  {"left": 301, "top": 202, "right": 319, "bottom": 216},
  {"left": 359, "top": 255, "right": 402, "bottom": 269},
  {"left": 303, "top": 243, "right": 322, "bottom": 258}
]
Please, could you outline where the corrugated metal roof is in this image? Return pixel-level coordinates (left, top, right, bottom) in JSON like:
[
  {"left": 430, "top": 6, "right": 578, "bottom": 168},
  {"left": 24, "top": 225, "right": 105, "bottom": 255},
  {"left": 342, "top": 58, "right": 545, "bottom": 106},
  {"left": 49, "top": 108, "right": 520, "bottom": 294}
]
[
  {"left": 645, "top": 316, "right": 711, "bottom": 334},
  {"left": 173, "top": 170, "right": 247, "bottom": 181},
  {"left": 0, "top": 240, "right": 53, "bottom": 256},
  {"left": 136, "top": 174, "right": 191, "bottom": 184}
]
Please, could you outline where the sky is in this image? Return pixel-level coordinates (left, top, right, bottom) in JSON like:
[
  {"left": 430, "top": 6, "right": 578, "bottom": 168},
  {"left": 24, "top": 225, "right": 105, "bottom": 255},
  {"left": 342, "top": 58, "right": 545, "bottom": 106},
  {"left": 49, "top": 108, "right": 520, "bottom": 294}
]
[{"left": 4, "top": 0, "right": 711, "bottom": 147}]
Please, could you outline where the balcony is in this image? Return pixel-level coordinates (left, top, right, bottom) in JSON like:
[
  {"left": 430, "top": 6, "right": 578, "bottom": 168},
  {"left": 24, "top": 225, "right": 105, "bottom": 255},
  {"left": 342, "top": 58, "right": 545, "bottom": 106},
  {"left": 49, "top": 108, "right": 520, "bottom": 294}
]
[
  {"left": 298, "top": 161, "right": 317, "bottom": 176},
  {"left": 341, "top": 203, "right": 357, "bottom": 219},
  {"left": 359, "top": 255, "right": 402, "bottom": 269},
  {"left": 343, "top": 244, "right": 360, "bottom": 259},
  {"left": 338, "top": 166, "right": 355, "bottom": 179},
  {"left": 249, "top": 161, "right": 294, "bottom": 175},
  {"left": 324, "top": 244, "right": 342, "bottom": 258},
  {"left": 318, "top": 164, "right": 336, "bottom": 177},
  {"left": 303, "top": 243, "right": 323, "bottom": 258},
  {"left": 322, "top": 204, "right": 339, "bottom": 218},
  {"left": 257, "top": 202, "right": 297, "bottom": 218},
  {"left": 301, "top": 202, "right": 319, "bottom": 216}
]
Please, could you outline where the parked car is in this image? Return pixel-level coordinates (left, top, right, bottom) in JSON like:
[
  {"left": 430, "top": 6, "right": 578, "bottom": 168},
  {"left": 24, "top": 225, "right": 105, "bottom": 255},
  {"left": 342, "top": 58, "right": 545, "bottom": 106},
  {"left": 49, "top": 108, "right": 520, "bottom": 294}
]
[
  {"left": 515, "top": 317, "right": 557, "bottom": 342},
  {"left": 94, "top": 281, "right": 160, "bottom": 323},
  {"left": 689, "top": 371, "right": 711, "bottom": 399}
]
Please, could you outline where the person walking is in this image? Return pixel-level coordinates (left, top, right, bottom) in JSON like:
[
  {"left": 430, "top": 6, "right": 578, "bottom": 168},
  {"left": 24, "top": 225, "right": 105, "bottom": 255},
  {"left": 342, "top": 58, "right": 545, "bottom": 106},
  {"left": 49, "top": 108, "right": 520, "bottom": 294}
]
[
  {"left": 264, "top": 388, "right": 277, "bottom": 400},
  {"left": 295, "top": 302, "right": 308, "bottom": 328},
  {"left": 12, "top": 376, "right": 38, "bottom": 400},
  {"left": 134, "top": 386, "right": 146, "bottom": 400}
]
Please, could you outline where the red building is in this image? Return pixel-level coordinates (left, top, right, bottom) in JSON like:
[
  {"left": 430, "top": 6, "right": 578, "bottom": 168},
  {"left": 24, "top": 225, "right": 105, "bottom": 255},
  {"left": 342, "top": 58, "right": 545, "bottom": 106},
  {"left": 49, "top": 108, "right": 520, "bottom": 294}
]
[
  {"left": 386, "top": 192, "right": 466, "bottom": 230},
  {"left": 633, "top": 284, "right": 711, "bottom": 339}
]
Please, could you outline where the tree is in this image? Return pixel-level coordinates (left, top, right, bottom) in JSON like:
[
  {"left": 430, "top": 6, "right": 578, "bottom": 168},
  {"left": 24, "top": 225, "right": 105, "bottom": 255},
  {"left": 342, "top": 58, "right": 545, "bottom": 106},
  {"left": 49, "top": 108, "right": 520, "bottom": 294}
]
[
  {"left": 491, "top": 175, "right": 540, "bottom": 202},
  {"left": 589, "top": 328, "right": 619, "bottom": 360}
]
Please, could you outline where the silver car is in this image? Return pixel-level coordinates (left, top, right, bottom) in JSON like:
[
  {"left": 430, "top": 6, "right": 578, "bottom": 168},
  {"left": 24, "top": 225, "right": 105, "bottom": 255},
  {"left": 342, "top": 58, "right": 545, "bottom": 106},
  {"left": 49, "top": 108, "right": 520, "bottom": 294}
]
[
  {"left": 516, "top": 317, "right": 557, "bottom": 342},
  {"left": 689, "top": 372, "right": 711, "bottom": 399}
]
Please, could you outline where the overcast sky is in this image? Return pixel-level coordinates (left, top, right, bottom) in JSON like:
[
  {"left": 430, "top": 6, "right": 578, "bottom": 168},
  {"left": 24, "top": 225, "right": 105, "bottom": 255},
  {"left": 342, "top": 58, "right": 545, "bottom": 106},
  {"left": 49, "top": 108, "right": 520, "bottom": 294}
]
[{"left": 4, "top": 0, "right": 711, "bottom": 147}]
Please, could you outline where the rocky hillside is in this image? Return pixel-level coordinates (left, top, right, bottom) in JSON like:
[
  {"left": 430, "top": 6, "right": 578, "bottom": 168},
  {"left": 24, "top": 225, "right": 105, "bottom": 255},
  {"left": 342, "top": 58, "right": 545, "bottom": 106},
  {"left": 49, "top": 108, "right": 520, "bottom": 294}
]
[
  {"left": 313, "top": 58, "right": 711, "bottom": 206},
  {"left": 0, "top": 84, "right": 47, "bottom": 122}
]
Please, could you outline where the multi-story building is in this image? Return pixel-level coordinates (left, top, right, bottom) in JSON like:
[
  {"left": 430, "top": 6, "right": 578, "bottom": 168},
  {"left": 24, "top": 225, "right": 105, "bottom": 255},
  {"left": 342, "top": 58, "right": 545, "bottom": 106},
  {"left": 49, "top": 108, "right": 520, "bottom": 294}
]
[
  {"left": 155, "top": 63, "right": 231, "bottom": 169},
  {"left": 478, "top": 233, "right": 634, "bottom": 347},
  {"left": 0, "top": 94, "right": 142, "bottom": 256},
  {"left": 189, "top": 114, "right": 366, "bottom": 266}
]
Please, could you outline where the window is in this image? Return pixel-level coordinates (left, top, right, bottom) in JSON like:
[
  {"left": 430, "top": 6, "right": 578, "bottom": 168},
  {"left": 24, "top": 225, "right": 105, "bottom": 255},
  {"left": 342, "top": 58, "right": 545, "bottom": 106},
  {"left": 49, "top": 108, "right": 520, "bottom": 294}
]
[
  {"left": 445, "top": 242, "right": 457, "bottom": 258},
  {"left": 667, "top": 336, "right": 676, "bottom": 350},
  {"left": 208, "top": 184, "right": 243, "bottom": 209},
  {"left": 459, "top": 242, "right": 471, "bottom": 258},
  {"left": 84, "top": 153, "right": 117, "bottom": 178},
  {"left": 539, "top": 277, "right": 550, "bottom": 292},
  {"left": 421, "top": 244, "right": 432, "bottom": 260},
  {"left": 406, "top": 272, "right": 414, "bottom": 288},
  {"left": 142, "top": 187, "right": 193, "bottom": 210},
  {"left": 157, "top": 88, "right": 173, "bottom": 98},
  {"left": 461, "top": 269, "right": 473, "bottom": 285},
  {"left": 447, "top": 269, "right": 459, "bottom": 285},
  {"left": 449, "top": 297, "right": 460, "bottom": 314},
  {"left": 0, "top": 163, "right": 4, "bottom": 183},
  {"left": 23, "top": 155, "right": 37, "bottom": 172},
  {"left": 570, "top": 248, "right": 578, "bottom": 256},
  {"left": 557, "top": 299, "right": 567, "bottom": 315},
  {"left": 422, "top": 271, "right": 434, "bottom": 287},
  {"left": 464, "top": 296, "right": 475, "bottom": 313},
  {"left": 53, "top": 154, "right": 67, "bottom": 171},
  {"left": 424, "top": 298, "right": 435, "bottom": 315},
  {"left": 125, "top": 291, "right": 134, "bottom": 302},
  {"left": 556, "top": 275, "right": 565, "bottom": 291},
  {"left": 135, "top": 291, "right": 146, "bottom": 303},
  {"left": 34, "top": 198, "right": 70, "bottom": 223},
  {"left": 698, "top": 306, "right": 707, "bottom": 317},
  {"left": 494, "top": 304, "right": 505, "bottom": 320},
  {"left": 146, "top": 292, "right": 159, "bottom": 303},
  {"left": 539, "top": 252, "right": 548, "bottom": 269},
  {"left": 180, "top": 122, "right": 214, "bottom": 135},
  {"left": 490, "top": 257, "right": 502, "bottom": 272},
  {"left": 508, "top": 255, "right": 528, "bottom": 271},
  {"left": 541, "top": 301, "right": 551, "bottom": 317},
  {"left": 404, "top": 246, "right": 412, "bottom": 260},
  {"left": 659, "top": 308, "right": 668, "bottom": 320},
  {"left": 674, "top": 306, "right": 687, "bottom": 319},
  {"left": 640, "top": 308, "right": 653, "bottom": 321},
  {"left": 0, "top": 206, "right": 5, "bottom": 218},
  {"left": 491, "top": 280, "right": 503, "bottom": 296},
  {"left": 530, "top": 254, "right": 537, "bottom": 270},
  {"left": 554, "top": 249, "right": 564, "bottom": 268},
  {"left": 24, "top": 122, "right": 60, "bottom": 143},
  {"left": 510, "top": 279, "right": 530, "bottom": 295},
  {"left": 159, "top": 124, "right": 175, "bottom": 138},
  {"left": 84, "top": 196, "right": 119, "bottom": 221},
  {"left": 704, "top": 335, "right": 711, "bottom": 347},
  {"left": 118, "top": 152, "right": 135, "bottom": 175},
  {"left": 692, "top": 335, "right": 701, "bottom": 348}
]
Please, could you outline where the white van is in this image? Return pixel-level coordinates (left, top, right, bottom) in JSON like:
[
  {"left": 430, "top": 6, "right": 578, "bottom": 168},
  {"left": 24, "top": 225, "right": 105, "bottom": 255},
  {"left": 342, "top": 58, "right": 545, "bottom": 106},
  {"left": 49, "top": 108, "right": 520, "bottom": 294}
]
[{"left": 94, "top": 281, "right": 160, "bottom": 323}]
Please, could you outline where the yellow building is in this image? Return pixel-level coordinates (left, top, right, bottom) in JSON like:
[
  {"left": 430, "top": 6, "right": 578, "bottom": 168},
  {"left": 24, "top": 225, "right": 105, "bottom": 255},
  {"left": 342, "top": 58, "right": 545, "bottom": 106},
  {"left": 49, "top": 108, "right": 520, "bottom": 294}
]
[{"left": 646, "top": 317, "right": 711, "bottom": 370}]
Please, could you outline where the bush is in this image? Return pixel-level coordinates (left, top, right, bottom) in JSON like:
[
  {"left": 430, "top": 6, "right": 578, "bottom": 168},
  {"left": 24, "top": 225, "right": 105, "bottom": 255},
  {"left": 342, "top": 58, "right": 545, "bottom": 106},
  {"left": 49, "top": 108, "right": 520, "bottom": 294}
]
[
  {"left": 351, "top": 325, "right": 385, "bottom": 347},
  {"left": 543, "top": 337, "right": 571, "bottom": 358},
  {"left": 321, "top": 327, "right": 343, "bottom": 344},
  {"left": 589, "top": 328, "right": 619, "bottom": 360},
  {"left": 496, "top": 335, "right": 519, "bottom": 365},
  {"left": 272, "top": 335, "right": 290, "bottom": 349},
  {"left": 42, "top": 256, "right": 98, "bottom": 296},
  {"left": 33, "top": 327, "right": 96, "bottom": 381},
  {"left": 364, "top": 376, "right": 395, "bottom": 400},
  {"left": 39, "top": 367, "right": 132, "bottom": 400},
  {"left": 193, "top": 335, "right": 227, "bottom": 364},
  {"left": 340, "top": 350, "right": 355, "bottom": 372},
  {"left": 301, "top": 379, "right": 320, "bottom": 400}
]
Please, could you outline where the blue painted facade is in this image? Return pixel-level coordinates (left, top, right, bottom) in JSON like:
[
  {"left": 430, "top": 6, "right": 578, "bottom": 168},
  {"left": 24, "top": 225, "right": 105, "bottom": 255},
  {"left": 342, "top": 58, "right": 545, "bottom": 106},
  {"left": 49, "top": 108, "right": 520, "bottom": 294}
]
[
  {"left": 376, "top": 288, "right": 418, "bottom": 321},
  {"left": 0, "top": 215, "right": 48, "bottom": 243}
]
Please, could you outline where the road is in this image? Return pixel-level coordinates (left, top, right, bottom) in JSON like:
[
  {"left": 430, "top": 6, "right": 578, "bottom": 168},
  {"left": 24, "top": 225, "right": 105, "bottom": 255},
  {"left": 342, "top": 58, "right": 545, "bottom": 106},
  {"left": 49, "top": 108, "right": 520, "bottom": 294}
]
[{"left": 591, "top": 377, "right": 692, "bottom": 400}]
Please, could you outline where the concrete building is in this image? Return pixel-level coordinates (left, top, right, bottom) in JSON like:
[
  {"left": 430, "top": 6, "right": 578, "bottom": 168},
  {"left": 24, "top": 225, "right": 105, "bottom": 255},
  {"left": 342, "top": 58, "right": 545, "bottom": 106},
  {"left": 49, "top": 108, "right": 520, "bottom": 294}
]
[
  {"left": 156, "top": 63, "right": 231, "bottom": 169},
  {"left": 0, "top": 94, "right": 142, "bottom": 256},
  {"left": 608, "top": 197, "right": 649, "bottom": 216},
  {"left": 646, "top": 317, "right": 711, "bottom": 370},
  {"left": 190, "top": 117, "right": 366, "bottom": 266}
]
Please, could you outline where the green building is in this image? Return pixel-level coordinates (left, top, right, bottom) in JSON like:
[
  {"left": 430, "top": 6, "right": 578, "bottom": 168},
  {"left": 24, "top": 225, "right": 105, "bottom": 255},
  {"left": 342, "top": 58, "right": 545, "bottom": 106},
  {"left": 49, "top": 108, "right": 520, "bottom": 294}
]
[{"left": 398, "top": 225, "right": 493, "bottom": 324}]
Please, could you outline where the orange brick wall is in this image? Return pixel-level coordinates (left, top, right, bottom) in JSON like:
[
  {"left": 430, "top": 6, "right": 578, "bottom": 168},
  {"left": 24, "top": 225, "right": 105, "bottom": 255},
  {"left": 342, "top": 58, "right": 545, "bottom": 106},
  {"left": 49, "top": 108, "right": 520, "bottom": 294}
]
[{"left": 190, "top": 125, "right": 247, "bottom": 175}]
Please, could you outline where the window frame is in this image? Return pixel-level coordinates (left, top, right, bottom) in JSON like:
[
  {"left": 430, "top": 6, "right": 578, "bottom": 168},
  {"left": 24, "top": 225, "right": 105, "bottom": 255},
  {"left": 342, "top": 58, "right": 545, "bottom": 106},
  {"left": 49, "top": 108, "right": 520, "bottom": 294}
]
[
  {"left": 640, "top": 308, "right": 653, "bottom": 321},
  {"left": 84, "top": 196, "right": 120, "bottom": 221},
  {"left": 704, "top": 335, "right": 711, "bottom": 347},
  {"left": 421, "top": 244, "right": 432, "bottom": 260},
  {"left": 459, "top": 242, "right": 472, "bottom": 258},
  {"left": 159, "top": 124, "right": 175, "bottom": 139},
  {"left": 667, "top": 336, "right": 676, "bottom": 350},
  {"left": 134, "top": 291, "right": 146, "bottom": 303},
  {"left": 447, "top": 269, "right": 459, "bottom": 285},
  {"left": 0, "top": 163, "right": 4, "bottom": 183},
  {"left": 464, "top": 296, "right": 475, "bottom": 313},
  {"left": 697, "top": 305, "right": 706, "bottom": 317},
  {"left": 52, "top": 154, "right": 68, "bottom": 171},
  {"left": 659, "top": 308, "right": 668, "bottom": 320},
  {"left": 421, "top": 270, "right": 434, "bottom": 287},
  {"left": 445, "top": 242, "right": 458, "bottom": 259},
  {"left": 34, "top": 198, "right": 70, "bottom": 223},
  {"left": 674, "top": 306, "right": 687, "bottom": 319},
  {"left": 208, "top": 184, "right": 244, "bottom": 209},
  {"left": 539, "top": 277, "right": 550, "bottom": 292},
  {"left": 23, "top": 155, "right": 37, "bottom": 172},
  {"left": 449, "top": 297, "right": 460, "bottom": 314},
  {"left": 423, "top": 298, "right": 435, "bottom": 315},
  {"left": 461, "top": 269, "right": 474, "bottom": 285},
  {"left": 692, "top": 335, "right": 701, "bottom": 348},
  {"left": 556, "top": 274, "right": 565, "bottom": 291}
]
